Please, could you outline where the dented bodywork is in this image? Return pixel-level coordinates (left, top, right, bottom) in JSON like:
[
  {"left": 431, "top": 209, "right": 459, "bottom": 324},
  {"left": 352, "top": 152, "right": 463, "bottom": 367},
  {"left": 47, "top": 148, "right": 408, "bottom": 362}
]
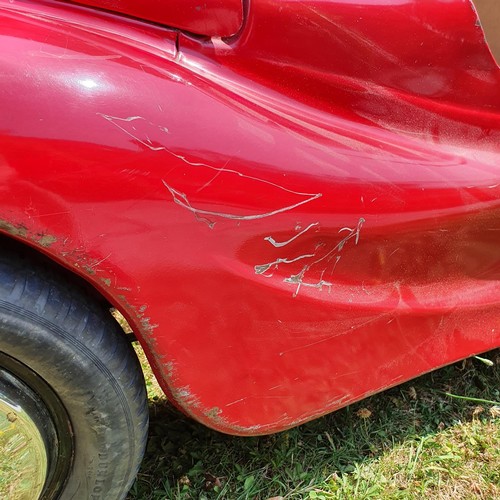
[
  {"left": 63, "top": 0, "right": 244, "bottom": 37},
  {"left": 1, "top": 0, "right": 500, "bottom": 435}
]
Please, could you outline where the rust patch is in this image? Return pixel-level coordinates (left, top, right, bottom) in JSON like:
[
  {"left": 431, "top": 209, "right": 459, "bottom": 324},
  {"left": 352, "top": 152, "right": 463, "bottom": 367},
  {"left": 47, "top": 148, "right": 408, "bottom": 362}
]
[
  {"left": 165, "top": 361, "right": 175, "bottom": 377},
  {"left": 116, "top": 294, "right": 159, "bottom": 348},
  {"left": 0, "top": 220, "right": 28, "bottom": 239},
  {"left": 82, "top": 264, "right": 96, "bottom": 275},
  {"left": 159, "top": 358, "right": 267, "bottom": 434},
  {"left": 37, "top": 234, "right": 57, "bottom": 247},
  {"left": 204, "top": 407, "right": 222, "bottom": 419},
  {"left": 171, "top": 385, "right": 202, "bottom": 409},
  {"left": 0, "top": 219, "right": 58, "bottom": 248}
]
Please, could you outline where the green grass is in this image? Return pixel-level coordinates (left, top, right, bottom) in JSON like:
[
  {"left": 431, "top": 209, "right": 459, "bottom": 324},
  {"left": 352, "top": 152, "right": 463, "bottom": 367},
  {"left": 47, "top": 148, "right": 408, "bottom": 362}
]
[{"left": 128, "top": 348, "right": 500, "bottom": 500}]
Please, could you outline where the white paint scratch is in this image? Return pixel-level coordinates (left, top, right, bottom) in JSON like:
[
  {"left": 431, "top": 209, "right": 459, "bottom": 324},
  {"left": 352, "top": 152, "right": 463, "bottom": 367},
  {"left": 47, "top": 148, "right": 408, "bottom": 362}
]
[
  {"left": 256, "top": 217, "right": 365, "bottom": 297},
  {"left": 196, "top": 159, "right": 230, "bottom": 193},
  {"left": 162, "top": 180, "right": 321, "bottom": 228},
  {"left": 280, "top": 314, "right": 386, "bottom": 356},
  {"left": 311, "top": 217, "right": 365, "bottom": 267},
  {"left": 264, "top": 222, "right": 319, "bottom": 248},
  {"left": 284, "top": 266, "right": 333, "bottom": 297},
  {"left": 254, "top": 254, "right": 315, "bottom": 276},
  {"left": 98, "top": 113, "right": 322, "bottom": 226},
  {"left": 89, "top": 253, "right": 112, "bottom": 268},
  {"left": 97, "top": 113, "right": 169, "bottom": 150}
]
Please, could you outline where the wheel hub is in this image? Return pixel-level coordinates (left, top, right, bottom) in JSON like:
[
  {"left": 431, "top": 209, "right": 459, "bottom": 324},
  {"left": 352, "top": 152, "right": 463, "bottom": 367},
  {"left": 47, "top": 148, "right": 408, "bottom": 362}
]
[{"left": 0, "top": 366, "right": 51, "bottom": 499}]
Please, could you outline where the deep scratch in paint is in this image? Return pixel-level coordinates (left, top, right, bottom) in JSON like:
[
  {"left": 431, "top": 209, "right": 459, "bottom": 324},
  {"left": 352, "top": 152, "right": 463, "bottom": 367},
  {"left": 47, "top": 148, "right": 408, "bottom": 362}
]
[
  {"left": 265, "top": 222, "right": 319, "bottom": 248},
  {"left": 162, "top": 180, "right": 321, "bottom": 227},
  {"left": 98, "top": 113, "right": 322, "bottom": 226},
  {"left": 97, "top": 113, "right": 169, "bottom": 150},
  {"left": 255, "top": 217, "right": 365, "bottom": 296},
  {"left": 254, "top": 253, "right": 315, "bottom": 276}
]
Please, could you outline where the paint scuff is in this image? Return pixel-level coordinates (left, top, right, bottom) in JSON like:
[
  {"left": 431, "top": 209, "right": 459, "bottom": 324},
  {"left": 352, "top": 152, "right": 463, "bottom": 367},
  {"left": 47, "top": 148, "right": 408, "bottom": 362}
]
[
  {"left": 255, "top": 217, "right": 365, "bottom": 297},
  {"left": 98, "top": 113, "right": 322, "bottom": 228},
  {"left": 264, "top": 222, "right": 319, "bottom": 247}
]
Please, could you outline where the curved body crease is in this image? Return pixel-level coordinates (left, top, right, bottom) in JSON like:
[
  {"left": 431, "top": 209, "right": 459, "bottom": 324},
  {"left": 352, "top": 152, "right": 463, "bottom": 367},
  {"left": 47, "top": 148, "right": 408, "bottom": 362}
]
[{"left": 1, "top": 0, "right": 500, "bottom": 434}]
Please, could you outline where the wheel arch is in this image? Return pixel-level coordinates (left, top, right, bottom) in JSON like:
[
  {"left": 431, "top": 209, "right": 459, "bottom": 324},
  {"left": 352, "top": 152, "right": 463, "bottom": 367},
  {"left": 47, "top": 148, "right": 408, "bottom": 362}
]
[
  {"left": 0, "top": 229, "right": 161, "bottom": 394},
  {"left": 0, "top": 2, "right": 240, "bottom": 421},
  {"left": 0, "top": 233, "right": 150, "bottom": 498}
]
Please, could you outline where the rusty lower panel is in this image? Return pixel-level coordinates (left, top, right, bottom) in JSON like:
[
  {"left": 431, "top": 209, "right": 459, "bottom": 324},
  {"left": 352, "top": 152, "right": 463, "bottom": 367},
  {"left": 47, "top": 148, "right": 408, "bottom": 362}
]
[
  {"left": 0, "top": 220, "right": 56, "bottom": 248},
  {"left": 0, "top": 219, "right": 179, "bottom": 408}
]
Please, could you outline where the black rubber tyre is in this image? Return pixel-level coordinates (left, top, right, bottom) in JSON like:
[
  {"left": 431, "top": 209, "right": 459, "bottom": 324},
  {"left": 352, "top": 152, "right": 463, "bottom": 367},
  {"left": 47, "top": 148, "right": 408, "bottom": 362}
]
[{"left": 0, "top": 248, "right": 148, "bottom": 499}]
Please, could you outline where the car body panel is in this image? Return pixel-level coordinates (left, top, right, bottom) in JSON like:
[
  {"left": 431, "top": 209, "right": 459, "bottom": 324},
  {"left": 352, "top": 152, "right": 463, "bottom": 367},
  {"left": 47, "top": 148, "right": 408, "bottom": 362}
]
[
  {"left": 64, "top": 0, "right": 244, "bottom": 37},
  {"left": 1, "top": 0, "right": 500, "bottom": 435},
  {"left": 181, "top": 0, "right": 500, "bottom": 135}
]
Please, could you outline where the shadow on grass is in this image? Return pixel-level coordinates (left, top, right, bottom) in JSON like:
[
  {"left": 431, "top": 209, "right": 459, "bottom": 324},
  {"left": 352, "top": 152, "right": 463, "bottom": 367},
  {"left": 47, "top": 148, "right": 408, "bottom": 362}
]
[{"left": 128, "top": 349, "right": 499, "bottom": 499}]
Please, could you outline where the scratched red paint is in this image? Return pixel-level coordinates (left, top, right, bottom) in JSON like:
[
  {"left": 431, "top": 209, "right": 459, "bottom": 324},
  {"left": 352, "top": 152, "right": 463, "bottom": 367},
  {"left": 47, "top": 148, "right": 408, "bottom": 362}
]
[{"left": 0, "top": 0, "right": 499, "bottom": 434}]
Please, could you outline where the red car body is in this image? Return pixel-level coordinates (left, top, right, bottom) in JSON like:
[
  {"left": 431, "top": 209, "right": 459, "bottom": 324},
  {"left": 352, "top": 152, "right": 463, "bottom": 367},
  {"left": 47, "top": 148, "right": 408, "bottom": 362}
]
[{"left": 1, "top": 0, "right": 499, "bottom": 436}]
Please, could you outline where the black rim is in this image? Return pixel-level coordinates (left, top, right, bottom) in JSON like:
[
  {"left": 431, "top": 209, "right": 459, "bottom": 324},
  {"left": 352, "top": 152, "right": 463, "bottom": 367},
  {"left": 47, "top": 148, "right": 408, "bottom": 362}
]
[{"left": 0, "top": 352, "right": 74, "bottom": 499}]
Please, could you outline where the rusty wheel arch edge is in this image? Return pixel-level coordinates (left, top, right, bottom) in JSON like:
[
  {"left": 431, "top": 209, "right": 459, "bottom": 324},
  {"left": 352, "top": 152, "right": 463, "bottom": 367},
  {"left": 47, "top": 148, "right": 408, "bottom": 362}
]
[{"left": 0, "top": 224, "right": 178, "bottom": 410}]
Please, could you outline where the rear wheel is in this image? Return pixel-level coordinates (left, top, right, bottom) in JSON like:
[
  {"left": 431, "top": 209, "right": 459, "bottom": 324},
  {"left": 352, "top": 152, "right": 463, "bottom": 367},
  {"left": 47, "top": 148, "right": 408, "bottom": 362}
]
[{"left": 0, "top": 249, "right": 148, "bottom": 499}]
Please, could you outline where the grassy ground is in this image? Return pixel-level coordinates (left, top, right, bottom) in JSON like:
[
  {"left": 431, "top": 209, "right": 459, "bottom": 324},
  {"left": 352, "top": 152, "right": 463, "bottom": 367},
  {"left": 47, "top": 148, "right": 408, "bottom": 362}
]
[{"left": 128, "top": 346, "right": 500, "bottom": 500}]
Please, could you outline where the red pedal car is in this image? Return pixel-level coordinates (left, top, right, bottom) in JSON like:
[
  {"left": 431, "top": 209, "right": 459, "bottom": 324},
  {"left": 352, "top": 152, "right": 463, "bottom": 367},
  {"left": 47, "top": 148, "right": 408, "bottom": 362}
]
[{"left": 1, "top": 0, "right": 499, "bottom": 497}]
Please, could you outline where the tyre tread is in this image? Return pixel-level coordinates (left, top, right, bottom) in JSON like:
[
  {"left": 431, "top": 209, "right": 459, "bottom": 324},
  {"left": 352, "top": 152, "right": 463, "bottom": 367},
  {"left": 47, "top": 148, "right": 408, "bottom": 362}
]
[{"left": 0, "top": 249, "right": 148, "bottom": 499}]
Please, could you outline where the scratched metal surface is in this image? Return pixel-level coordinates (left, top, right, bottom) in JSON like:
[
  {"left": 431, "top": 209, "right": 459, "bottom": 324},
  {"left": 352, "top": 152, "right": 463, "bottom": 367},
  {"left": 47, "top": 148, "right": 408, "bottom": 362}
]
[{"left": 1, "top": 0, "right": 500, "bottom": 434}]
